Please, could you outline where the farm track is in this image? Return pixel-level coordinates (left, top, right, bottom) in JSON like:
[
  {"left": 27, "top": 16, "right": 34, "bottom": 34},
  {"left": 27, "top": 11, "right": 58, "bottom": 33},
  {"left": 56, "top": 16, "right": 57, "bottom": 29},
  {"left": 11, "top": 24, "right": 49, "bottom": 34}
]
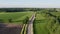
[{"left": 27, "top": 14, "right": 35, "bottom": 34}]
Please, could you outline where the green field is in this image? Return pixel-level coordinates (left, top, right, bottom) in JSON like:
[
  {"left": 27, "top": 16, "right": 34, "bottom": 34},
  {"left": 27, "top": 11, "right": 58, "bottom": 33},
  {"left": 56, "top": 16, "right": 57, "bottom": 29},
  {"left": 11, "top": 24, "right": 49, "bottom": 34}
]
[
  {"left": 50, "top": 12, "right": 60, "bottom": 16},
  {"left": 34, "top": 11, "right": 60, "bottom": 34},
  {"left": 0, "top": 12, "right": 33, "bottom": 24},
  {"left": 34, "top": 12, "right": 49, "bottom": 34}
]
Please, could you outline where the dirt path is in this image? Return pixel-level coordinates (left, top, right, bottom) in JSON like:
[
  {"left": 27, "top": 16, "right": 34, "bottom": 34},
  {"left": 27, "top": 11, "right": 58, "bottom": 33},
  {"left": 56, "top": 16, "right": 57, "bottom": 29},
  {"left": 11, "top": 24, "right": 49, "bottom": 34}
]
[{"left": 27, "top": 14, "right": 35, "bottom": 34}]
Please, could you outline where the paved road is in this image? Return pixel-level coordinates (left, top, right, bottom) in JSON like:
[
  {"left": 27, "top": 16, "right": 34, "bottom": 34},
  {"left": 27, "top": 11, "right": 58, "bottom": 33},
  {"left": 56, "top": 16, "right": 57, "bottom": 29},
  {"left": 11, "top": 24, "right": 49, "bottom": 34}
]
[{"left": 27, "top": 14, "right": 35, "bottom": 34}]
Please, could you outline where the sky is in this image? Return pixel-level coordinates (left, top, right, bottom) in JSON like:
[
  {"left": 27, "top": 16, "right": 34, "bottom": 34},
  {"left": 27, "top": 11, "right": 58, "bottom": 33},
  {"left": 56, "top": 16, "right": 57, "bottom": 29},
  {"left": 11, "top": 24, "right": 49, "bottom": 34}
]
[{"left": 0, "top": 0, "right": 60, "bottom": 8}]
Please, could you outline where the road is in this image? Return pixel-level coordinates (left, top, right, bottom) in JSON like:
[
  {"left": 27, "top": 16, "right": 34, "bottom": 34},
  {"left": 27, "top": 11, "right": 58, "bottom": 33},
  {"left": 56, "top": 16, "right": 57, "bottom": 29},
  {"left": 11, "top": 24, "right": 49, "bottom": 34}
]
[{"left": 27, "top": 14, "right": 35, "bottom": 34}]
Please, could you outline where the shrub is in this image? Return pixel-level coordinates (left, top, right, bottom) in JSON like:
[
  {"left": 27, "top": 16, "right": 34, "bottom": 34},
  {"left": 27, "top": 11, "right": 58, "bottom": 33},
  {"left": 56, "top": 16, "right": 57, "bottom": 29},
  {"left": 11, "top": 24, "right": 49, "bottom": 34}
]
[
  {"left": 0, "top": 19, "right": 3, "bottom": 23},
  {"left": 23, "top": 16, "right": 29, "bottom": 24},
  {"left": 9, "top": 18, "right": 12, "bottom": 23}
]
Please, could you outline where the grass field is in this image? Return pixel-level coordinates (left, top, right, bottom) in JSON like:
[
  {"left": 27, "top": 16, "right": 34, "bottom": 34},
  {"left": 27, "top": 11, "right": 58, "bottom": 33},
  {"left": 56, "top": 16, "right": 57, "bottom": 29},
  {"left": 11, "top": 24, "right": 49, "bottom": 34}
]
[
  {"left": 50, "top": 12, "right": 60, "bottom": 16},
  {"left": 0, "top": 12, "right": 33, "bottom": 24},
  {"left": 34, "top": 13, "right": 49, "bottom": 34},
  {"left": 34, "top": 11, "right": 60, "bottom": 34}
]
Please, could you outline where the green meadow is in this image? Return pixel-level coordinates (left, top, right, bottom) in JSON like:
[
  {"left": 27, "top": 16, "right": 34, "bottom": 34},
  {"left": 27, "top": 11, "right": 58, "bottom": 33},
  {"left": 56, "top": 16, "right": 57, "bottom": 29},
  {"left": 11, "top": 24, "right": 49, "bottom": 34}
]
[
  {"left": 34, "top": 11, "right": 60, "bottom": 34},
  {"left": 0, "top": 12, "right": 33, "bottom": 24}
]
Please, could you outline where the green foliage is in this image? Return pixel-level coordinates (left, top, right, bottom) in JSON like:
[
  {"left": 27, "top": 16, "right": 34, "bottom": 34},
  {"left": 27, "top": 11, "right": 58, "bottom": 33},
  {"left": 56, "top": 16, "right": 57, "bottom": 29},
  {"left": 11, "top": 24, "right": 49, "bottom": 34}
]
[
  {"left": 0, "top": 19, "right": 4, "bottom": 23},
  {"left": 9, "top": 18, "right": 12, "bottom": 23},
  {"left": 23, "top": 16, "right": 29, "bottom": 24}
]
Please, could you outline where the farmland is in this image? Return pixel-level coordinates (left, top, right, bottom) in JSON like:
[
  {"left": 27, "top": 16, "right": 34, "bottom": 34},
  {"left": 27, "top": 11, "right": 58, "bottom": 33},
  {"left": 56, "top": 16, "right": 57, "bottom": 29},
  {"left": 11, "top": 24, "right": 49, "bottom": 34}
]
[
  {"left": 33, "top": 11, "right": 49, "bottom": 34},
  {"left": 0, "top": 11, "right": 34, "bottom": 34},
  {"left": 0, "top": 23, "right": 23, "bottom": 34},
  {"left": 33, "top": 10, "right": 60, "bottom": 34},
  {"left": 50, "top": 12, "right": 60, "bottom": 17},
  {"left": 0, "top": 8, "right": 60, "bottom": 34},
  {"left": 0, "top": 12, "right": 33, "bottom": 24}
]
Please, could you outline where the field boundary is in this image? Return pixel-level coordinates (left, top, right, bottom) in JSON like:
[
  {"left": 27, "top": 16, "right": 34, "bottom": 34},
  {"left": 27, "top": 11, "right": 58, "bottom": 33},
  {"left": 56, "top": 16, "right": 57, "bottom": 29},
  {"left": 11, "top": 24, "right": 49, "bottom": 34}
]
[
  {"left": 20, "top": 24, "right": 28, "bottom": 34},
  {"left": 24, "top": 24, "right": 28, "bottom": 34},
  {"left": 20, "top": 24, "right": 25, "bottom": 34}
]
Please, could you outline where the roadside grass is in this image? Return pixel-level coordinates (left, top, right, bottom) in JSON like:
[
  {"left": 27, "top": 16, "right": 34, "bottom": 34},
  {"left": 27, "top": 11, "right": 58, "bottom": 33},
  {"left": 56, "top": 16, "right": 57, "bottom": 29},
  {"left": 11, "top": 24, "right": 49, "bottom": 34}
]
[{"left": 34, "top": 13, "right": 49, "bottom": 34}]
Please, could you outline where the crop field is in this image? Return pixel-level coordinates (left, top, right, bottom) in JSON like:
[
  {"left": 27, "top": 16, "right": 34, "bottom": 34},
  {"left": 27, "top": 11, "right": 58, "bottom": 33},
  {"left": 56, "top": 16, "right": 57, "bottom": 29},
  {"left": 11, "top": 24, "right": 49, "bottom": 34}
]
[
  {"left": 0, "top": 23, "right": 23, "bottom": 34},
  {"left": 34, "top": 11, "right": 60, "bottom": 34},
  {"left": 50, "top": 12, "right": 60, "bottom": 16},
  {"left": 0, "top": 12, "right": 33, "bottom": 24}
]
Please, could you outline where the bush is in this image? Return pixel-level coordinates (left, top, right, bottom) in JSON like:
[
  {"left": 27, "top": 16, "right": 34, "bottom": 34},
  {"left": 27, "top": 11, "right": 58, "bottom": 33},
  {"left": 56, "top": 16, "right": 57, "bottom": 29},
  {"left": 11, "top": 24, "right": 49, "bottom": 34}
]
[
  {"left": 23, "top": 16, "right": 29, "bottom": 24},
  {"left": 9, "top": 18, "right": 12, "bottom": 23},
  {"left": 0, "top": 19, "right": 3, "bottom": 23}
]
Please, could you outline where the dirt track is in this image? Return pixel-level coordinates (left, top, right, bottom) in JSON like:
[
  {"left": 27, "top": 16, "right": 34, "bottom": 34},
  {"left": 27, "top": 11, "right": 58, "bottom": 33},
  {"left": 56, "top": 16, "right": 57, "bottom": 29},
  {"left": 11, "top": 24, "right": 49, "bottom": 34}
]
[
  {"left": 27, "top": 14, "right": 35, "bottom": 34},
  {"left": 0, "top": 23, "right": 23, "bottom": 34}
]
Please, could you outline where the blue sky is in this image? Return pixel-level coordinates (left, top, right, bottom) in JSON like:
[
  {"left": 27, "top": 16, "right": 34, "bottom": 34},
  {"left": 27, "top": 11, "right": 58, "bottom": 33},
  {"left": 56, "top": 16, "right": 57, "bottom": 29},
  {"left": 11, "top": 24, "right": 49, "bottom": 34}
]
[{"left": 0, "top": 0, "right": 60, "bottom": 8}]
